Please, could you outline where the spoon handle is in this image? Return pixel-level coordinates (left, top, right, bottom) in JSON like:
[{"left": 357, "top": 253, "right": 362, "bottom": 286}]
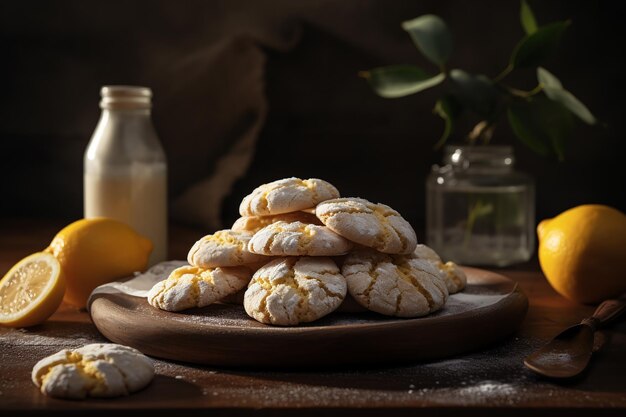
[{"left": 582, "top": 293, "right": 626, "bottom": 330}]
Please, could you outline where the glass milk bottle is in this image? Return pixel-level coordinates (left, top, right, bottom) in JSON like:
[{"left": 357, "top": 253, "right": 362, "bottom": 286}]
[{"left": 84, "top": 86, "right": 167, "bottom": 265}]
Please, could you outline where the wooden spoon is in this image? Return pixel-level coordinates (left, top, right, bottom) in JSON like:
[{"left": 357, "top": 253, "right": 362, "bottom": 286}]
[{"left": 524, "top": 293, "right": 626, "bottom": 379}]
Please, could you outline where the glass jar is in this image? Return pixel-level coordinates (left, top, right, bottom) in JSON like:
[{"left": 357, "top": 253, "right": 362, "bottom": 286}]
[
  {"left": 84, "top": 86, "right": 167, "bottom": 265},
  {"left": 426, "top": 145, "right": 534, "bottom": 266}
]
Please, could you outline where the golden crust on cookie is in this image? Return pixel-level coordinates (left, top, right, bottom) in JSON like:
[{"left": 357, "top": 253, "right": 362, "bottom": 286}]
[
  {"left": 410, "top": 244, "right": 467, "bottom": 294},
  {"left": 244, "top": 257, "right": 347, "bottom": 325},
  {"left": 342, "top": 249, "right": 448, "bottom": 317},
  {"left": 315, "top": 197, "right": 417, "bottom": 254},
  {"left": 249, "top": 221, "right": 353, "bottom": 256},
  {"left": 239, "top": 177, "right": 339, "bottom": 217},
  {"left": 147, "top": 265, "right": 252, "bottom": 311},
  {"left": 187, "top": 230, "right": 267, "bottom": 268},
  {"left": 232, "top": 211, "right": 322, "bottom": 234}
]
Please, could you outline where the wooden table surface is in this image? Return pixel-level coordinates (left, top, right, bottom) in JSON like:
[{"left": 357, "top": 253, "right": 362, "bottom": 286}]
[{"left": 1, "top": 219, "right": 625, "bottom": 416}]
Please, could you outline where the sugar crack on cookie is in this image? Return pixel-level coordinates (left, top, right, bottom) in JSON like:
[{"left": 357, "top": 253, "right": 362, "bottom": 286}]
[
  {"left": 249, "top": 221, "right": 353, "bottom": 256},
  {"left": 342, "top": 249, "right": 448, "bottom": 317},
  {"left": 232, "top": 211, "right": 322, "bottom": 234},
  {"left": 410, "top": 244, "right": 467, "bottom": 294},
  {"left": 147, "top": 265, "right": 252, "bottom": 311},
  {"left": 244, "top": 257, "right": 347, "bottom": 325},
  {"left": 187, "top": 229, "right": 266, "bottom": 268},
  {"left": 239, "top": 177, "right": 339, "bottom": 216},
  {"left": 316, "top": 197, "right": 417, "bottom": 254},
  {"left": 31, "top": 343, "right": 154, "bottom": 399}
]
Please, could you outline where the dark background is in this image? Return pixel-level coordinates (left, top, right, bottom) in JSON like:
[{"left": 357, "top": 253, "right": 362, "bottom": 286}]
[{"left": 1, "top": 0, "right": 624, "bottom": 232}]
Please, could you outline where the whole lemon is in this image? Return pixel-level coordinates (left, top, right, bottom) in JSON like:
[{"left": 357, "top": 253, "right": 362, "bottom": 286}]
[
  {"left": 46, "top": 218, "right": 153, "bottom": 308},
  {"left": 537, "top": 204, "right": 626, "bottom": 304}
]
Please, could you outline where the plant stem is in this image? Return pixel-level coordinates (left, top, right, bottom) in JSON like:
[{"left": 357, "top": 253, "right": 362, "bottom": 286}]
[
  {"left": 493, "top": 64, "right": 513, "bottom": 83},
  {"left": 500, "top": 83, "right": 543, "bottom": 98}
]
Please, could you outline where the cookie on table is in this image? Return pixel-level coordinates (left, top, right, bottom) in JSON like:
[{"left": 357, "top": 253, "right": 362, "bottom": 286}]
[
  {"left": 244, "top": 257, "right": 347, "bottom": 326},
  {"left": 341, "top": 249, "right": 448, "bottom": 317},
  {"left": 232, "top": 211, "right": 322, "bottom": 234},
  {"left": 410, "top": 244, "right": 467, "bottom": 294},
  {"left": 239, "top": 177, "right": 339, "bottom": 217},
  {"left": 187, "top": 230, "right": 266, "bottom": 268},
  {"left": 32, "top": 343, "right": 154, "bottom": 399},
  {"left": 248, "top": 221, "right": 353, "bottom": 256},
  {"left": 315, "top": 197, "right": 417, "bottom": 254},
  {"left": 147, "top": 265, "right": 252, "bottom": 311}
]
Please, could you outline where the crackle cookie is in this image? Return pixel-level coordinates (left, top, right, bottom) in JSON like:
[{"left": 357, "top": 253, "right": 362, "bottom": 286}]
[
  {"left": 232, "top": 211, "right": 322, "bottom": 234},
  {"left": 341, "top": 249, "right": 448, "bottom": 317},
  {"left": 244, "top": 257, "right": 347, "bottom": 325},
  {"left": 32, "top": 343, "right": 154, "bottom": 399},
  {"left": 239, "top": 177, "right": 339, "bottom": 217},
  {"left": 187, "top": 229, "right": 266, "bottom": 268},
  {"left": 315, "top": 198, "right": 417, "bottom": 254},
  {"left": 249, "top": 221, "right": 353, "bottom": 256},
  {"left": 410, "top": 244, "right": 467, "bottom": 294},
  {"left": 147, "top": 265, "right": 252, "bottom": 311}
]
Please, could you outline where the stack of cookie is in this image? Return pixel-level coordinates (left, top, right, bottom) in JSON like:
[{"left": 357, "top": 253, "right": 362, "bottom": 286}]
[{"left": 147, "top": 177, "right": 466, "bottom": 326}]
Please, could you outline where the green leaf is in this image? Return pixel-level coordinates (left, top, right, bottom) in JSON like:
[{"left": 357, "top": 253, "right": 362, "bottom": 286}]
[
  {"left": 401, "top": 15, "right": 453, "bottom": 67},
  {"left": 449, "top": 69, "right": 498, "bottom": 117},
  {"left": 433, "top": 95, "right": 461, "bottom": 149},
  {"left": 537, "top": 67, "right": 596, "bottom": 124},
  {"left": 537, "top": 66, "right": 562, "bottom": 88},
  {"left": 361, "top": 66, "right": 445, "bottom": 98},
  {"left": 520, "top": 0, "right": 538, "bottom": 34},
  {"left": 511, "top": 21, "right": 570, "bottom": 68},
  {"left": 507, "top": 97, "right": 575, "bottom": 159}
]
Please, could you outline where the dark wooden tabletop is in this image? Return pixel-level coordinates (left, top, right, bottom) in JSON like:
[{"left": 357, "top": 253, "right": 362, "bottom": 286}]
[{"left": 1, "top": 219, "right": 625, "bottom": 416}]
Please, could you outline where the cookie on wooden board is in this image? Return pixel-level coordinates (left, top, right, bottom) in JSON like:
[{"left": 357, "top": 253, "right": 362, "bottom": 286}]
[
  {"left": 187, "top": 230, "right": 267, "bottom": 268},
  {"left": 411, "top": 244, "right": 467, "bottom": 294},
  {"left": 244, "top": 257, "right": 347, "bottom": 325},
  {"left": 316, "top": 197, "right": 417, "bottom": 254},
  {"left": 239, "top": 177, "right": 339, "bottom": 217},
  {"left": 232, "top": 211, "right": 322, "bottom": 234},
  {"left": 342, "top": 249, "right": 448, "bottom": 317},
  {"left": 249, "top": 221, "right": 353, "bottom": 256},
  {"left": 147, "top": 265, "right": 252, "bottom": 312}
]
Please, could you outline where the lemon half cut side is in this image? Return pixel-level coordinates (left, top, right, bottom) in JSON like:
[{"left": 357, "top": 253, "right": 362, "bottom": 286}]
[{"left": 0, "top": 252, "right": 65, "bottom": 327}]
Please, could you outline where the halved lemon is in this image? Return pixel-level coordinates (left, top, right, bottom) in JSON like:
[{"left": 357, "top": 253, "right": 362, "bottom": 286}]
[{"left": 0, "top": 252, "right": 65, "bottom": 327}]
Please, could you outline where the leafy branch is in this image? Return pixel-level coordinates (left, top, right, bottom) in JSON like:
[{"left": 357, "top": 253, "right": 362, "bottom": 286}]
[{"left": 359, "top": 0, "right": 597, "bottom": 159}]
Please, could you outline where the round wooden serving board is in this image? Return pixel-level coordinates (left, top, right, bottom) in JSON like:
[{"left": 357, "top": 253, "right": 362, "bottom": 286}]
[{"left": 89, "top": 267, "right": 527, "bottom": 368}]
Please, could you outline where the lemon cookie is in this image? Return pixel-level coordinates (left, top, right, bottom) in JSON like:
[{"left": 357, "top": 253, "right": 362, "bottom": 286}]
[
  {"left": 32, "top": 343, "right": 154, "bottom": 399},
  {"left": 244, "top": 257, "right": 347, "bottom": 325},
  {"left": 249, "top": 221, "right": 353, "bottom": 256},
  {"left": 239, "top": 177, "right": 339, "bottom": 216},
  {"left": 187, "top": 229, "right": 266, "bottom": 268},
  {"left": 315, "top": 197, "right": 417, "bottom": 254},
  {"left": 232, "top": 211, "right": 322, "bottom": 234},
  {"left": 342, "top": 249, "right": 448, "bottom": 317},
  {"left": 147, "top": 265, "right": 252, "bottom": 311},
  {"left": 411, "top": 244, "right": 467, "bottom": 294}
]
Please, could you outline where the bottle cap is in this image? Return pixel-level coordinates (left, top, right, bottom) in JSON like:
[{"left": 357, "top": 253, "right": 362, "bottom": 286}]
[{"left": 100, "top": 86, "right": 152, "bottom": 110}]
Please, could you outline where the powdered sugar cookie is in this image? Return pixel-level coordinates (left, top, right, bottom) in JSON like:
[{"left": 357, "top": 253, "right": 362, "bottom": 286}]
[
  {"left": 32, "top": 343, "right": 154, "bottom": 399},
  {"left": 239, "top": 177, "right": 339, "bottom": 216},
  {"left": 342, "top": 249, "right": 448, "bottom": 317},
  {"left": 249, "top": 221, "right": 353, "bottom": 256},
  {"left": 316, "top": 197, "right": 417, "bottom": 254},
  {"left": 147, "top": 265, "right": 252, "bottom": 311},
  {"left": 410, "top": 244, "right": 467, "bottom": 294},
  {"left": 232, "top": 211, "right": 322, "bottom": 234},
  {"left": 187, "top": 230, "right": 266, "bottom": 268},
  {"left": 244, "top": 257, "right": 347, "bottom": 325}
]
